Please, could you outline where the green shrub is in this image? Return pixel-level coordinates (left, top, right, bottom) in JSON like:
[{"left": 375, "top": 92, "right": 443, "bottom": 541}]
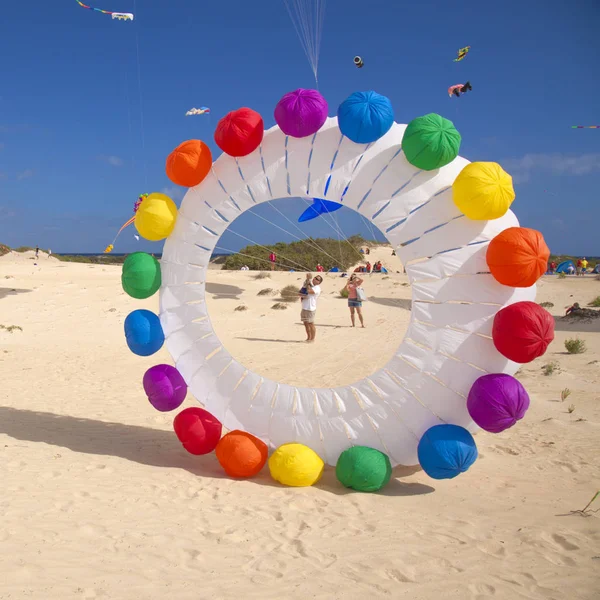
[
  {"left": 542, "top": 362, "right": 558, "bottom": 376},
  {"left": 588, "top": 296, "right": 600, "bottom": 307},
  {"left": 565, "top": 338, "right": 587, "bottom": 354},
  {"left": 280, "top": 285, "right": 300, "bottom": 302},
  {"left": 0, "top": 244, "right": 10, "bottom": 257},
  {"left": 558, "top": 272, "right": 567, "bottom": 279},
  {"left": 257, "top": 288, "right": 275, "bottom": 296}
]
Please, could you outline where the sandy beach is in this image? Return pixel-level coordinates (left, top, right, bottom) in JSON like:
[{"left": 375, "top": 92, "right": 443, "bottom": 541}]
[{"left": 1, "top": 248, "right": 599, "bottom": 600}]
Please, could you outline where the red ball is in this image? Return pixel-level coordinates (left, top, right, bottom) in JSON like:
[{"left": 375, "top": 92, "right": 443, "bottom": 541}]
[
  {"left": 173, "top": 407, "right": 222, "bottom": 455},
  {"left": 214, "top": 108, "right": 264, "bottom": 157},
  {"left": 492, "top": 301, "right": 554, "bottom": 363}
]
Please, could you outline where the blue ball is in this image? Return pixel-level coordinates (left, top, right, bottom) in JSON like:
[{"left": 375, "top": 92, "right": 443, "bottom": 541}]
[
  {"left": 124, "top": 309, "right": 165, "bottom": 356},
  {"left": 337, "top": 91, "right": 394, "bottom": 144},
  {"left": 417, "top": 424, "right": 478, "bottom": 480}
]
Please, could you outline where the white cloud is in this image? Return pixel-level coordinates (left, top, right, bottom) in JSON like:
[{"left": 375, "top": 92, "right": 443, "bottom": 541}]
[
  {"left": 161, "top": 186, "right": 184, "bottom": 201},
  {"left": 98, "top": 155, "right": 124, "bottom": 167},
  {"left": 16, "top": 169, "right": 34, "bottom": 180},
  {"left": 501, "top": 153, "right": 600, "bottom": 183}
]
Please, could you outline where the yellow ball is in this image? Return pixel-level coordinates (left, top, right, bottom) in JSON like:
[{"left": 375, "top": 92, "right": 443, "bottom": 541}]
[
  {"left": 452, "top": 162, "right": 515, "bottom": 220},
  {"left": 134, "top": 192, "right": 178, "bottom": 241},
  {"left": 268, "top": 443, "right": 324, "bottom": 487}
]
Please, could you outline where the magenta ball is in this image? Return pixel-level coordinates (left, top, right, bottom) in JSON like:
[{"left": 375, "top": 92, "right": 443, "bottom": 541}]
[
  {"left": 467, "top": 374, "right": 530, "bottom": 433},
  {"left": 143, "top": 364, "right": 187, "bottom": 412},
  {"left": 274, "top": 89, "right": 328, "bottom": 138}
]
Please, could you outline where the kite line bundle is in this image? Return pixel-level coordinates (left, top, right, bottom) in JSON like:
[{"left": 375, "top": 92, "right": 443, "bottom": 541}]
[{"left": 114, "top": 86, "right": 553, "bottom": 492}]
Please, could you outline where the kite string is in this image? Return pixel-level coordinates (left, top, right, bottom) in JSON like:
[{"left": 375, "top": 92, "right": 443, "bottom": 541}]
[
  {"left": 133, "top": 0, "right": 147, "bottom": 187},
  {"left": 262, "top": 201, "right": 351, "bottom": 266}
]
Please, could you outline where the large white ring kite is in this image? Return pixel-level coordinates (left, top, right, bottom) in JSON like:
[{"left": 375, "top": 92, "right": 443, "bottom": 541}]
[{"left": 159, "top": 117, "right": 536, "bottom": 467}]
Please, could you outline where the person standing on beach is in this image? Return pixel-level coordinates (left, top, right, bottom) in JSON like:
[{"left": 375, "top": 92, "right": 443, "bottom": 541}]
[
  {"left": 299, "top": 273, "right": 322, "bottom": 342},
  {"left": 345, "top": 274, "right": 365, "bottom": 327},
  {"left": 576, "top": 258, "right": 583, "bottom": 276},
  {"left": 269, "top": 251, "right": 276, "bottom": 271},
  {"left": 35, "top": 245, "right": 39, "bottom": 259}
]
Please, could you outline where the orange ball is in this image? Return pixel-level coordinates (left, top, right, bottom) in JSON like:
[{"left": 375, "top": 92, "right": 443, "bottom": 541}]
[
  {"left": 166, "top": 140, "right": 212, "bottom": 187},
  {"left": 215, "top": 430, "right": 268, "bottom": 478},
  {"left": 486, "top": 227, "right": 550, "bottom": 287}
]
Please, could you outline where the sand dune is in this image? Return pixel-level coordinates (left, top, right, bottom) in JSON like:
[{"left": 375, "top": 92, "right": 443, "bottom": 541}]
[{"left": 1, "top": 249, "right": 598, "bottom": 599}]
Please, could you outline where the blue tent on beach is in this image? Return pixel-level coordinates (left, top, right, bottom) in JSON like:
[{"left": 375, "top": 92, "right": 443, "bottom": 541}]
[{"left": 556, "top": 260, "right": 574, "bottom": 274}]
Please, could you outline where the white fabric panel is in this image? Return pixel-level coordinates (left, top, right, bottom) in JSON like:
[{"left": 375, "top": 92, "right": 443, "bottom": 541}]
[
  {"left": 398, "top": 210, "right": 520, "bottom": 263},
  {"left": 407, "top": 243, "right": 489, "bottom": 281},
  {"left": 164, "top": 320, "right": 213, "bottom": 361},
  {"left": 257, "top": 125, "right": 288, "bottom": 200},
  {"left": 412, "top": 284, "right": 536, "bottom": 334},
  {"left": 293, "top": 415, "right": 328, "bottom": 460},
  {"left": 159, "top": 116, "right": 528, "bottom": 467},
  {"left": 183, "top": 173, "right": 230, "bottom": 221},
  {"left": 385, "top": 190, "right": 459, "bottom": 248},
  {"left": 368, "top": 370, "right": 440, "bottom": 438},
  {"left": 318, "top": 134, "right": 368, "bottom": 203},
  {"left": 412, "top": 274, "right": 524, "bottom": 304},
  {"left": 211, "top": 152, "right": 258, "bottom": 211},
  {"left": 305, "top": 121, "right": 356, "bottom": 200},
  {"left": 288, "top": 118, "right": 337, "bottom": 198},
  {"left": 402, "top": 337, "right": 484, "bottom": 398},
  {"left": 385, "top": 353, "right": 472, "bottom": 427},
  {"left": 159, "top": 261, "right": 204, "bottom": 286},
  {"left": 407, "top": 320, "right": 519, "bottom": 374},
  {"left": 370, "top": 157, "right": 470, "bottom": 236},
  {"left": 159, "top": 283, "right": 206, "bottom": 311},
  {"left": 338, "top": 124, "right": 406, "bottom": 211}
]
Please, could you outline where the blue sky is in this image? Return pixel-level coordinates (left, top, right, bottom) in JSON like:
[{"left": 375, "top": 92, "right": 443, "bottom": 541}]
[{"left": 0, "top": 0, "right": 598, "bottom": 255}]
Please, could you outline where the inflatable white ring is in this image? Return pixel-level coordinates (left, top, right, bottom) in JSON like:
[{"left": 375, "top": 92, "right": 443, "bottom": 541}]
[{"left": 159, "top": 117, "right": 536, "bottom": 467}]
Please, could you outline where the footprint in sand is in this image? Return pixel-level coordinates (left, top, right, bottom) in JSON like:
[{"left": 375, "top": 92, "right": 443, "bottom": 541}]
[{"left": 550, "top": 533, "right": 580, "bottom": 551}]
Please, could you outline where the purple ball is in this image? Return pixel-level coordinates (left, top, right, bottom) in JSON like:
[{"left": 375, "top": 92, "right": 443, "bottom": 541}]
[
  {"left": 143, "top": 364, "right": 187, "bottom": 412},
  {"left": 467, "top": 374, "right": 530, "bottom": 433},
  {"left": 274, "top": 89, "right": 328, "bottom": 138}
]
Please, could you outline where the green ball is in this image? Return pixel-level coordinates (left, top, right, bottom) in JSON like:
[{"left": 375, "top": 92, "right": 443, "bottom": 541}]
[
  {"left": 402, "top": 113, "right": 461, "bottom": 171},
  {"left": 335, "top": 446, "right": 392, "bottom": 492},
  {"left": 121, "top": 252, "right": 161, "bottom": 299}
]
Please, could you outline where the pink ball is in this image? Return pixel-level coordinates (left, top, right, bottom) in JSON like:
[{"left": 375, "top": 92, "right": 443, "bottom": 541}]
[{"left": 274, "top": 89, "right": 328, "bottom": 138}]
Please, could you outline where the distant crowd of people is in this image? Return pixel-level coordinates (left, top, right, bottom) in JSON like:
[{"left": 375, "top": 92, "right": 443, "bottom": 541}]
[
  {"left": 547, "top": 258, "right": 599, "bottom": 275},
  {"left": 354, "top": 260, "right": 385, "bottom": 273}
]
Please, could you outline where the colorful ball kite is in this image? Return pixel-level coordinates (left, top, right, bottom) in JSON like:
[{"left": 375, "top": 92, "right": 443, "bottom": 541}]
[{"left": 114, "top": 86, "right": 551, "bottom": 490}]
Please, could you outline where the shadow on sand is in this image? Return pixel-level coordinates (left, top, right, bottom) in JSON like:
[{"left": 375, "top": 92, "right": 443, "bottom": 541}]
[
  {"left": 0, "top": 406, "right": 434, "bottom": 496},
  {"left": 206, "top": 282, "right": 244, "bottom": 299},
  {"left": 368, "top": 297, "right": 412, "bottom": 310},
  {"left": 0, "top": 287, "right": 33, "bottom": 301}
]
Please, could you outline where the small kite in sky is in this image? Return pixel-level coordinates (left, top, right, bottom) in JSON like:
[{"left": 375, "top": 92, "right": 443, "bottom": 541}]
[
  {"left": 186, "top": 107, "right": 211, "bottom": 116},
  {"left": 353, "top": 56, "right": 364, "bottom": 68},
  {"left": 448, "top": 81, "right": 472, "bottom": 97},
  {"left": 571, "top": 125, "right": 599, "bottom": 129},
  {"left": 454, "top": 46, "right": 470, "bottom": 62},
  {"left": 75, "top": 0, "right": 133, "bottom": 21}
]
